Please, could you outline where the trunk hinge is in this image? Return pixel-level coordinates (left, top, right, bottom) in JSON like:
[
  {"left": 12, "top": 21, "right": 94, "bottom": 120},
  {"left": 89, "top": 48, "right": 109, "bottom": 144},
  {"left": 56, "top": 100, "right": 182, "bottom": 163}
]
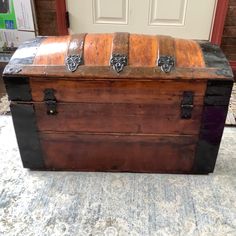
[
  {"left": 44, "top": 89, "right": 57, "bottom": 115},
  {"left": 181, "top": 91, "right": 194, "bottom": 119}
]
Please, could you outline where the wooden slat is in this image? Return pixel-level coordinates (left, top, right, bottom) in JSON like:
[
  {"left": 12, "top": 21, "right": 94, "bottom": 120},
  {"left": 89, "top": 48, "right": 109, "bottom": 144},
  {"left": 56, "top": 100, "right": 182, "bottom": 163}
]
[
  {"left": 67, "top": 34, "right": 87, "bottom": 58},
  {"left": 158, "top": 35, "right": 175, "bottom": 58},
  {"left": 30, "top": 79, "right": 206, "bottom": 104},
  {"left": 83, "top": 34, "right": 113, "bottom": 66},
  {"left": 4, "top": 64, "right": 233, "bottom": 80},
  {"left": 175, "top": 39, "right": 205, "bottom": 68},
  {"left": 34, "top": 102, "right": 203, "bottom": 135},
  {"left": 129, "top": 34, "right": 158, "bottom": 67},
  {"left": 40, "top": 132, "right": 198, "bottom": 173},
  {"left": 112, "top": 32, "right": 129, "bottom": 56},
  {"left": 3, "top": 34, "right": 233, "bottom": 81},
  {"left": 33, "top": 36, "right": 70, "bottom": 65}
]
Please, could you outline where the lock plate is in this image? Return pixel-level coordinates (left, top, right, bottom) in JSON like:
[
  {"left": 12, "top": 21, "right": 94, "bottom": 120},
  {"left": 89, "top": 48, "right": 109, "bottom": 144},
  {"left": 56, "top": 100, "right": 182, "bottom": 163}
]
[
  {"left": 181, "top": 91, "right": 194, "bottom": 119},
  {"left": 44, "top": 89, "right": 57, "bottom": 115}
]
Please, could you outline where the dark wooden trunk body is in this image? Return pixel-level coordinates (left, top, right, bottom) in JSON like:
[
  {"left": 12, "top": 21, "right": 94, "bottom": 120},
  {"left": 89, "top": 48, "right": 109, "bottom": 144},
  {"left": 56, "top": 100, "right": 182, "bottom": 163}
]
[{"left": 3, "top": 34, "right": 234, "bottom": 174}]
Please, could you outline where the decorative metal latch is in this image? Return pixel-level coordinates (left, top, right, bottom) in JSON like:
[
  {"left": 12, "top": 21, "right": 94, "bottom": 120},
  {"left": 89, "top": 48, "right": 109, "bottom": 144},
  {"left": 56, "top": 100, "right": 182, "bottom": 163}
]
[
  {"left": 44, "top": 89, "right": 57, "bottom": 115},
  {"left": 181, "top": 91, "right": 194, "bottom": 119},
  {"left": 158, "top": 56, "right": 175, "bottom": 73},
  {"left": 66, "top": 55, "right": 83, "bottom": 72},
  {"left": 110, "top": 54, "right": 128, "bottom": 73}
]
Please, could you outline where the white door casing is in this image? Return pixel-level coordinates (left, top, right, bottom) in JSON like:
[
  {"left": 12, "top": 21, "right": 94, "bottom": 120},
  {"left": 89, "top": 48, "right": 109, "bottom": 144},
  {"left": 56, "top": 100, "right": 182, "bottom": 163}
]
[{"left": 66, "top": 0, "right": 217, "bottom": 40}]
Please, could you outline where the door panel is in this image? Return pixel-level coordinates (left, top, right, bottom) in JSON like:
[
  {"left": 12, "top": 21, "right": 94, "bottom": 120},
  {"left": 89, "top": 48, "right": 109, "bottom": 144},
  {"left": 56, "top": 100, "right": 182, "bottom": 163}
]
[
  {"left": 93, "top": 0, "right": 128, "bottom": 24},
  {"left": 149, "top": 0, "right": 188, "bottom": 26},
  {"left": 66, "top": 0, "right": 217, "bottom": 40}
]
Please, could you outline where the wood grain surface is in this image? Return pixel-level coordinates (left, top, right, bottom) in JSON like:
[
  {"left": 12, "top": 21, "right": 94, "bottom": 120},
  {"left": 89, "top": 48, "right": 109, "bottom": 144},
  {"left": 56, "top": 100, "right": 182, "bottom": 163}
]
[
  {"left": 33, "top": 36, "right": 70, "bottom": 65},
  {"left": 83, "top": 34, "right": 113, "bottom": 66},
  {"left": 29, "top": 79, "right": 206, "bottom": 104},
  {"left": 3, "top": 33, "right": 233, "bottom": 80},
  {"left": 2, "top": 33, "right": 234, "bottom": 173},
  {"left": 67, "top": 34, "right": 87, "bottom": 59},
  {"left": 40, "top": 132, "right": 198, "bottom": 173},
  {"left": 34, "top": 102, "right": 203, "bottom": 135},
  {"left": 129, "top": 34, "right": 158, "bottom": 67}
]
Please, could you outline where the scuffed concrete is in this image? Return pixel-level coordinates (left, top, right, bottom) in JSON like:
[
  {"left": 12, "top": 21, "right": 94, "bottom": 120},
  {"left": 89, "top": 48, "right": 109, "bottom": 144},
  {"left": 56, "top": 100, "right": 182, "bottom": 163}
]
[{"left": 0, "top": 115, "right": 236, "bottom": 236}]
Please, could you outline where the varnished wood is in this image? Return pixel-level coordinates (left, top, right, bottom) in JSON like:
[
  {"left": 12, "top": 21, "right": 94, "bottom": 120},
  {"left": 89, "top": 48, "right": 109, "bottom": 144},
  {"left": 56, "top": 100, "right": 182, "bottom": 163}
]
[
  {"left": 175, "top": 39, "right": 205, "bottom": 68},
  {"left": 3, "top": 33, "right": 233, "bottom": 80},
  {"left": 83, "top": 34, "right": 113, "bottom": 66},
  {"left": 34, "top": 102, "right": 203, "bottom": 135},
  {"left": 129, "top": 34, "right": 158, "bottom": 67},
  {"left": 112, "top": 32, "right": 129, "bottom": 56},
  {"left": 40, "top": 132, "right": 198, "bottom": 173},
  {"left": 2, "top": 33, "right": 234, "bottom": 174},
  {"left": 67, "top": 34, "right": 87, "bottom": 59},
  {"left": 29, "top": 79, "right": 206, "bottom": 104},
  {"left": 158, "top": 35, "right": 175, "bottom": 60},
  {"left": 33, "top": 36, "right": 70, "bottom": 65},
  {"left": 4, "top": 65, "right": 233, "bottom": 80}
]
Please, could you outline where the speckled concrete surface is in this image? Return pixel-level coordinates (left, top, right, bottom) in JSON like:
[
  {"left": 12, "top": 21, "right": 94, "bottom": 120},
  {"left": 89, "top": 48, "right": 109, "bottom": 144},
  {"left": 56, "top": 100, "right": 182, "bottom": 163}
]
[{"left": 0, "top": 115, "right": 236, "bottom": 236}]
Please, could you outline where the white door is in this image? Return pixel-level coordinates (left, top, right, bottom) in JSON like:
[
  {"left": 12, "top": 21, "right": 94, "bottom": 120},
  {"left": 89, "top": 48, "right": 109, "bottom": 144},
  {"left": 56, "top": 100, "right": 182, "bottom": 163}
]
[{"left": 66, "top": 0, "right": 217, "bottom": 40}]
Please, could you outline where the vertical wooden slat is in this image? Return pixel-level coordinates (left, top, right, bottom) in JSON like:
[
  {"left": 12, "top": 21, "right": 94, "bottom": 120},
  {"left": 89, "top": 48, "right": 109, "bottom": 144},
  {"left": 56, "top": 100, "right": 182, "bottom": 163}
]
[
  {"left": 129, "top": 34, "right": 158, "bottom": 67},
  {"left": 84, "top": 34, "right": 113, "bottom": 66},
  {"left": 158, "top": 35, "right": 175, "bottom": 58},
  {"left": 67, "top": 34, "right": 87, "bottom": 58},
  {"left": 111, "top": 32, "right": 129, "bottom": 56}
]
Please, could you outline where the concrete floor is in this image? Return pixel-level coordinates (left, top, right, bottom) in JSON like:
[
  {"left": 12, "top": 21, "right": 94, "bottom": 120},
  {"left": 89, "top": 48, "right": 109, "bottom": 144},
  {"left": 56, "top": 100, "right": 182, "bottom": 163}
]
[{"left": 0, "top": 115, "right": 236, "bottom": 236}]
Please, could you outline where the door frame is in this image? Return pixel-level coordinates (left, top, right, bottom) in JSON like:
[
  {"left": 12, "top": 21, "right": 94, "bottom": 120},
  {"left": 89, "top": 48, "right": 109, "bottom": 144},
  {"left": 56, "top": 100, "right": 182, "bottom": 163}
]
[
  {"left": 56, "top": 0, "right": 235, "bottom": 73},
  {"left": 55, "top": 0, "right": 68, "bottom": 35}
]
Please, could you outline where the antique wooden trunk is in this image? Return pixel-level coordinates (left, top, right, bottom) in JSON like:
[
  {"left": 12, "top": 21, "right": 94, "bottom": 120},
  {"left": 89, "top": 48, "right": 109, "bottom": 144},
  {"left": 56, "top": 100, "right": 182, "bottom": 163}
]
[{"left": 3, "top": 33, "right": 234, "bottom": 174}]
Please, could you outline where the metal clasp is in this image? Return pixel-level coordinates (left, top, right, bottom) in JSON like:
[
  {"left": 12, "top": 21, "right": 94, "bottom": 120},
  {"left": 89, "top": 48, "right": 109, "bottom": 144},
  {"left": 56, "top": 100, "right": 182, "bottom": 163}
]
[
  {"left": 110, "top": 54, "right": 128, "bottom": 73},
  {"left": 44, "top": 89, "right": 57, "bottom": 115},
  {"left": 181, "top": 91, "right": 194, "bottom": 119},
  {"left": 157, "top": 55, "right": 175, "bottom": 73},
  {"left": 66, "top": 55, "right": 83, "bottom": 72}
]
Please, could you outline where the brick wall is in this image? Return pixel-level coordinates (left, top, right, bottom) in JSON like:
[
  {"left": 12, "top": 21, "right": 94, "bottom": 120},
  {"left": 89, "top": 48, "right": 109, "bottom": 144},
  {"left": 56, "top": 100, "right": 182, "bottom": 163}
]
[
  {"left": 221, "top": 0, "right": 236, "bottom": 62},
  {"left": 34, "top": 0, "right": 58, "bottom": 36}
]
